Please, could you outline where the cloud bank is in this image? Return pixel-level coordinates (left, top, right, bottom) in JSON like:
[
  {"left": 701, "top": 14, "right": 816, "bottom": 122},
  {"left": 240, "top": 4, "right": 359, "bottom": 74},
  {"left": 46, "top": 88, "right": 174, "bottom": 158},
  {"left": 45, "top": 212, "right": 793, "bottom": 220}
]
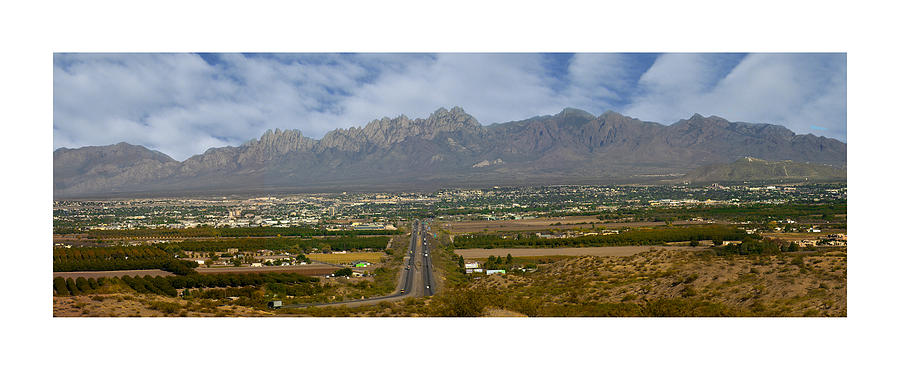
[{"left": 54, "top": 53, "right": 846, "bottom": 160}]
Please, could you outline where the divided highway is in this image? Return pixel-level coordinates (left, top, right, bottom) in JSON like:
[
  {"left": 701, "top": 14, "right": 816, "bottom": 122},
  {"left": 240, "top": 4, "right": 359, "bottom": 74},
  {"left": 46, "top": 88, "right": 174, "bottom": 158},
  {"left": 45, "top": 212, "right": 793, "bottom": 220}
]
[{"left": 281, "top": 219, "right": 434, "bottom": 309}]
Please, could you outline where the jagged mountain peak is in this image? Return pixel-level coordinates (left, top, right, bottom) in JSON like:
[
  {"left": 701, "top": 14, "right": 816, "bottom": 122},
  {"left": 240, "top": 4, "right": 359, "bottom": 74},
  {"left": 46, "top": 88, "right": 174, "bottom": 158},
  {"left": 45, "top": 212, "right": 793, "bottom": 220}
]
[
  {"left": 426, "top": 106, "right": 479, "bottom": 127},
  {"left": 239, "top": 128, "right": 315, "bottom": 158},
  {"left": 53, "top": 107, "right": 847, "bottom": 197}
]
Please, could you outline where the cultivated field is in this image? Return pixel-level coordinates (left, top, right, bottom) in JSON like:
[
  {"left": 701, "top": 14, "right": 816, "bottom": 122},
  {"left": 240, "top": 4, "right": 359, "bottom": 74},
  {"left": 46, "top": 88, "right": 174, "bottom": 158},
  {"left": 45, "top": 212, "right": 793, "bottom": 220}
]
[
  {"left": 196, "top": 264, "right": 338, "bottom": 275},
  {"left": 307, "top": 252, "right": 386, "bottom": 264},
  {"left": 441, "top": 217, "right": 706, "bottom": 234},
  {"left": 760, "top": 231, "right": 846, "bottom": 241},
  {"left": 53, "top": 269, "right": 174, "bottom": 279},
  {"left": 454, "top": 246, "right": 702, "bottom": 259}
]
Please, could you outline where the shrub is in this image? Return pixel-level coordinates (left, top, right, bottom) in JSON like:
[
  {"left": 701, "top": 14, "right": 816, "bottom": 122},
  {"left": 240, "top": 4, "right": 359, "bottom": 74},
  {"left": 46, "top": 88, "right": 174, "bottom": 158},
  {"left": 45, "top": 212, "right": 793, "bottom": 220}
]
[{"left": 431, "top": 289, "right": 486, "bottom": 317}]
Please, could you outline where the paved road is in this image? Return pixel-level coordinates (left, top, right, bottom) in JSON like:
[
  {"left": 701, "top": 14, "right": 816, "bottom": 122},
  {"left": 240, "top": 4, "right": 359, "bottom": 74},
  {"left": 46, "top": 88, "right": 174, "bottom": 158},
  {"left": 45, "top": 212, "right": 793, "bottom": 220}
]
[{"left": 281, "top": 219, "right": 434, "bottom": 309}]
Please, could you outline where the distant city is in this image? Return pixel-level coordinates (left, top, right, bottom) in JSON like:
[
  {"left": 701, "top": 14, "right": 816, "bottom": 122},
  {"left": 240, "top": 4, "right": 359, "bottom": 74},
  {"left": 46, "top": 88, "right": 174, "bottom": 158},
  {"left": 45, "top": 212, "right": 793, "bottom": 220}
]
[{"left": 54, "top": 184, "right": 845, "bottom": 232}]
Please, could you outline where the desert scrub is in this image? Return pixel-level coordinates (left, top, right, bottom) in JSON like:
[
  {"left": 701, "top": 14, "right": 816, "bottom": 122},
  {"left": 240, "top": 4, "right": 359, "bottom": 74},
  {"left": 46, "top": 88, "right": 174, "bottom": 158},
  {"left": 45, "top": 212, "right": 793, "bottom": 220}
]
[{"left": 148, "top": 300, "right": 181, "bottom": 315}]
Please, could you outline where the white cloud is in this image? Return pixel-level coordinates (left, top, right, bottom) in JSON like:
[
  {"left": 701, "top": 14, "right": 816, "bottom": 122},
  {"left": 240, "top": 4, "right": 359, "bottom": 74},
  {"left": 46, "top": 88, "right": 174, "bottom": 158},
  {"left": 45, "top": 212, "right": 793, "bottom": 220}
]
[
  {"left": 623, "top": 53, "right": 846, "bottom": 139},
  {"left": 53, "top": 53, "right": 846, "bottom": 161}
]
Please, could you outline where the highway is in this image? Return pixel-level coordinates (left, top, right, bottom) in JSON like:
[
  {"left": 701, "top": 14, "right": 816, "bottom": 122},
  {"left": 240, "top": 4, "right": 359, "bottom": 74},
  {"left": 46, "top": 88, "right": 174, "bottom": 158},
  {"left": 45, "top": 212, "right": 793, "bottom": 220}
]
[{"left": 281, "top": 219, "right": 434, "bottom": 309}]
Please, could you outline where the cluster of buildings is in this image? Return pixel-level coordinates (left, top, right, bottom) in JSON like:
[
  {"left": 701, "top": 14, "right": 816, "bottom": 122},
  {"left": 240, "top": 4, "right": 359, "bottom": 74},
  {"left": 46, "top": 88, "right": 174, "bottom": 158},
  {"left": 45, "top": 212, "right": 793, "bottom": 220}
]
[
  {"left": 54, "top": 184, "right": 846, "bottom": 232},
  {"left": 462, "top": 261, "right": 506, "bottom": 275}
]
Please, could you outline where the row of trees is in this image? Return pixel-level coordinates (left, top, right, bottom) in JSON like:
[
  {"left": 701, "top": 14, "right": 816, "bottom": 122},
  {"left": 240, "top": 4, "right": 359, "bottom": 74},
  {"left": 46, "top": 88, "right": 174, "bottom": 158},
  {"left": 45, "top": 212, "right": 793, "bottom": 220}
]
[
  {"left": 711, "top": 238, "right": 798, "bottom": 256},
  {"left": 53, "top": 272, "right": 320, "bottom": 297},
  {"left": 53, "top": 276, "right": 106, "bottom": 296},
  {"left": 591, "top": 202, "right": 846, "bottom": 223},
  {"left": 85, "top": 226, "right": 400, "bottom": 239},
  {"left": 452, "top": 225, "right": 753, "bottom": 249},
  {"left": 165, "top": 236, "right": 391, "bottom": 253},
  {"left": 54, "top": 255, "right": 173, "bottom": 272},
  {"left": 53, "top": 249, "right": 198, "bottom": 275},
  {"left": 53, "top": 246, "right": 168, "bottom": 260}
]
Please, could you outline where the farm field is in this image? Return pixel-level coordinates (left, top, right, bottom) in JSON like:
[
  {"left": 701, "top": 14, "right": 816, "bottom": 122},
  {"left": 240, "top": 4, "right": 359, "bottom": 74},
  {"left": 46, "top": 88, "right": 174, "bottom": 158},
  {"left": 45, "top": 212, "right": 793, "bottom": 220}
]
[
  {"left": 454, "top": 246, "right": 702, "bottom": 259},
  {"left": 196, "top": 264, "right": 338, "bottom": 275},
  {"left": 307, "top": 252, "right": 386, "bottom": 264},
  {"left": 53, "top": 269, "right": 174, "bottom": 279},
  {"left": 441, "top": 217, "right": 706, "bottom": 234},
  {"left": 760, "top": 231, "right": 846, "bottom": 241}
]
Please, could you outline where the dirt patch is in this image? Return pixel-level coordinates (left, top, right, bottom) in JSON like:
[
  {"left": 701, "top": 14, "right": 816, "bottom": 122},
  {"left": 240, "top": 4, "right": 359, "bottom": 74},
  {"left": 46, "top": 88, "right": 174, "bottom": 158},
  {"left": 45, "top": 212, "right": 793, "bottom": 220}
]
[
  {"left": 454, "top": 246, "right": 703, "bottom": 259},
  {"left": 440, "top": 217, "right": 707, "bottom": 234},
  {"left": 53, "top": 269, "right": 174, "bottom": 279},
  {"left": 196, "top": 264, "right": 338, "bottom": 276},
  {"left": 53, "top": 293, "right": 273, "bottom": 317},
  {"left": 483, "top": 307, "right": 527, "bottom": 317}
]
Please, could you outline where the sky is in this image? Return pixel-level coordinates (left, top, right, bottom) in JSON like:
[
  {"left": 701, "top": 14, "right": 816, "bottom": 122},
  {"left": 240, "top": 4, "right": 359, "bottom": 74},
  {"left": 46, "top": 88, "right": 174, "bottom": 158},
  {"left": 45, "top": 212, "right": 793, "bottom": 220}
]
[{"left": 53, "top": 53, "right": 846, "bottom": 161}]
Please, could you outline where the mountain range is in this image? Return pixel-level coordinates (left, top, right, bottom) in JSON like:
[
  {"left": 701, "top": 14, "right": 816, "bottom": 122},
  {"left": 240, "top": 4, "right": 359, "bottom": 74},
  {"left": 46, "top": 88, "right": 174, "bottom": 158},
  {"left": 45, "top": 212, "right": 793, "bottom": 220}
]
[{"left": 53, "top": 107, "right": 846, "bottom": 197}]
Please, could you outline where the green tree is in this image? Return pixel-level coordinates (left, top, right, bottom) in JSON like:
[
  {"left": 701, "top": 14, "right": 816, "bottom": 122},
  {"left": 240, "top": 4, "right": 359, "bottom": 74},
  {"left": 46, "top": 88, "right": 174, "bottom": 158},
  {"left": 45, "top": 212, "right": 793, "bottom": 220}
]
[
  {"left": 506, "top": 253, "right": 513, "bottom": 264},
  {"left": 54, "top": 277, "right": 69, "bottom": 295},
  {"left": 66, "top": 278, "right": 79, "bottom": 295},
  {"left": 75, "top": 277, "right": 90, "bottom": 293}
]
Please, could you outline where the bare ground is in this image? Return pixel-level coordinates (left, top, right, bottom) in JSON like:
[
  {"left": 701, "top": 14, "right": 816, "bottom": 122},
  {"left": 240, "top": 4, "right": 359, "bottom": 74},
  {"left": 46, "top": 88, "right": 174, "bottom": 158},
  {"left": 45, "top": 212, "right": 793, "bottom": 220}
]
[
  {"left": 440, "top": 217, "right": 707, "bottom": 234},
  {"left": 454, "top": 246, "right": 703, "bottom": 259},
  {"left": 53, "top": 293, "right": 272, "bottom": 317},
  {"left": 195, "top": 264, "right": 338, "bottom": 275},
  {"left": 53, "top": 269, "right": 174, "bottom": 279}
]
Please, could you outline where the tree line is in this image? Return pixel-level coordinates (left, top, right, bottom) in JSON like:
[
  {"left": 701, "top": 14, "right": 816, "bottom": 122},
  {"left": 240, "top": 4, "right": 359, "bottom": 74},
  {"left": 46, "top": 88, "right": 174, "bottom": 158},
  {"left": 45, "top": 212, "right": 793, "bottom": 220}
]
[
  {"left": 53, "top": 272, "right": 320, "bottom": 297},
  {"left": 452, "top": 225, "right": 753, "bottom": 249},
  {"left": 53, "top": 276, "right": 105, "bottom": 296},
  {"left": 710, "top": 237, "right": 799, "bottom": 256},
  {"left": 165, "top": 236, "right": 391, "bottom": 253},
  {"left": 592, "top": 202, "right": 846, "bottom": 223},
  {"left": 53, "top": 246, "right": 198, "bottom": 275},
  {"left": 82, "top": 226, "right": 400, "bottom": 239}
]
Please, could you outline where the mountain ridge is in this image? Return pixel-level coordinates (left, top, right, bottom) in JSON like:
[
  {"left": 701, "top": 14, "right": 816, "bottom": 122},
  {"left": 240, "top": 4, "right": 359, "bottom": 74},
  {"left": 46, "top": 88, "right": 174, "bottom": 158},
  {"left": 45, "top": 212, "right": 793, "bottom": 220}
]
[{"left": 53, "top": 107, "right": 847, "bottom": 197}]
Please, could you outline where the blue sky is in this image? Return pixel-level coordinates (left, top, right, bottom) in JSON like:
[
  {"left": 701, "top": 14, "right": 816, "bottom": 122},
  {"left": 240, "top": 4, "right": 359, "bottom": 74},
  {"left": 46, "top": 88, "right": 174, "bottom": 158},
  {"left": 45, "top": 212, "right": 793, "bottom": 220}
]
[{"left": 53, "top": 53, "right": 846, "bottom": 161}]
